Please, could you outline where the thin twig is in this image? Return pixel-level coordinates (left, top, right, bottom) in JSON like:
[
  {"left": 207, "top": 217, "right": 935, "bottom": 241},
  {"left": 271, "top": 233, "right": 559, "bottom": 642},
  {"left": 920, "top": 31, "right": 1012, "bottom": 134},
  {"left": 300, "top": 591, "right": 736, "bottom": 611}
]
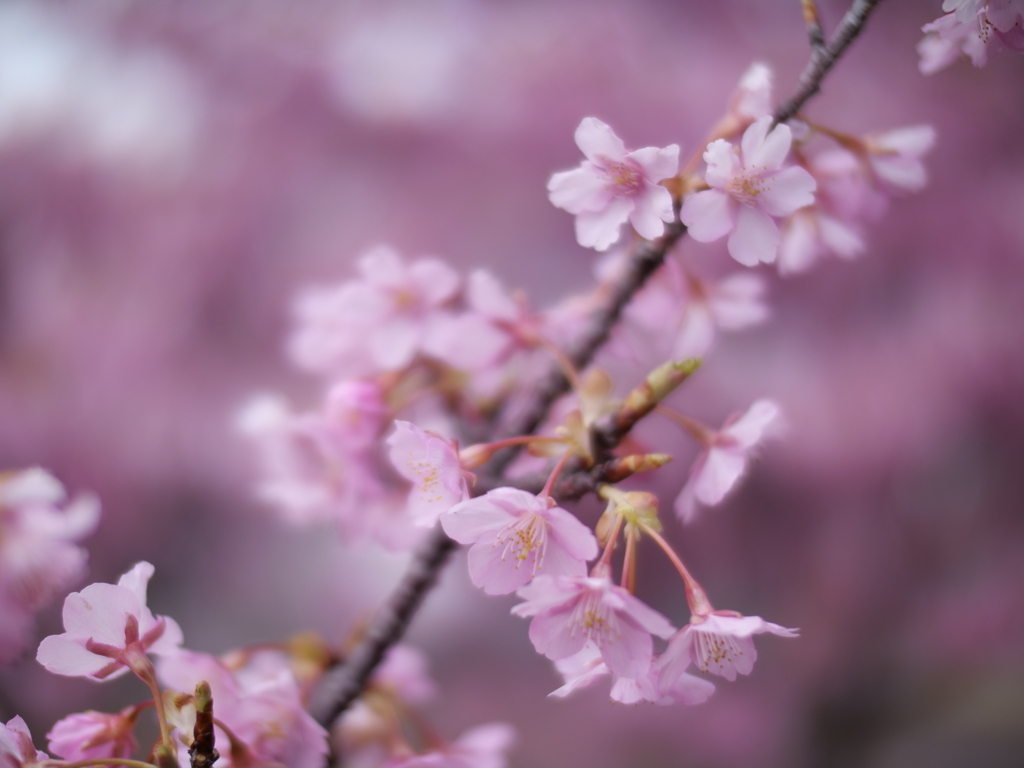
[
  {"left": 311, "top": 0, "right": 887, "bottom": 728},
  {"left": 774, "top": 0, "right": 886, "bottom": 125}
]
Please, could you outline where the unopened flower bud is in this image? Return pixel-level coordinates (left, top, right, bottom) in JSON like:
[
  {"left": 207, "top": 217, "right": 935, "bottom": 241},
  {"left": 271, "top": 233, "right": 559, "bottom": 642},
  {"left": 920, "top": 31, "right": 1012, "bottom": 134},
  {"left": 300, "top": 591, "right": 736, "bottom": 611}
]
[
  {"left": 612, "top": 359, "right": 700, "bottom": 434},
  {"left": 602, "top": 453, "right": 672, "bottom": 483}
]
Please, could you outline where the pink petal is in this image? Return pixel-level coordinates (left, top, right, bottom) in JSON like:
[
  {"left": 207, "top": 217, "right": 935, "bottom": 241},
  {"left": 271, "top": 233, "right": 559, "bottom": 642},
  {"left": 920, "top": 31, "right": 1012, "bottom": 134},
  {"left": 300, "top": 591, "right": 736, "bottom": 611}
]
[
  {"left": 441, "top": 496, "right": 517, "bottom": 544},
  {"left": 116, "top": 562, "right": 154, "bottom": 607},
  {"left": 370, "top": 318, "right": 419, "bottom": 370},
  {"left": 628, "top": 183, "right": 673, "bottom": 241},
  {"left": 467, "top": 543, "right": 535, "bottom": 595},
  {"left": 681, "top": 189, "right": 735, "bottom": 243},
  {"left": 778, "top": 213, "right": 818, "bottom": 275},
  {"left": 724, "top": 399, "right": 780, "bottom": 447},
  {"left": 543, "top": 504, "right": 599, "bottom": 563},
  {"left": 691, "top": 447, "right": 746, "bottom": 506},
  {"left": 818, "top": 214, "right": 864, "bottom": 259},
  {"left": 710, "top": 273, "right": 769, "bottom": 329},
  {"left": 409, "top": 258, "right": 461, "bottom": 306},
  {"left": 741, "top": 117, "right": 790, "bottom": 170},
  {"left": 528, "top": 608, "right": 588, "bottom": 660},
  {"left": 626, "top": 144, "right": 679, "bottom": 182},
  {"left": 759, "top": 166, "right": 816, "bottom": 217},
  {"left": 597, "top": 617, "right": 653, "bottom": 679},
  {"left": 547, "top": 165, "right": 611, "bottom": 214},
  {"left": 702, "top": 139, "right": 739, "bottom": 189},
  {"left": 728, "top": 205, "right": 780, "bottom": 266},
  {"left": 467, "top": 270, "right": 518, "bottom": 322},
  {"left": 574, "top": 196, "right": 633, "bottom": 251},
  {"left": 36, "top": 635, "right": 114, "bottom": 678},
  {"left": 573, "top": 117, "right": 626, "bottom": 162},
  {"left": 62, "top": 584, "right": 140, "bottom": 646}
]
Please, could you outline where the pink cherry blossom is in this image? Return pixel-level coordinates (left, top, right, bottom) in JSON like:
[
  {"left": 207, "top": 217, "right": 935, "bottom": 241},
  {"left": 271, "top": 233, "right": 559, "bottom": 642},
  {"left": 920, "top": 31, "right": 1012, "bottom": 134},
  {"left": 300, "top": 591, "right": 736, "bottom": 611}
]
[
  {"left": 237, "top": 388, "right": 418, "bottom": 549},
  {"left": 621, "top": 258, "right": 768, "bottom": 361},
  {"left": 863, "top": 126, "right": 936, "bottom": 194},
  {"left": 158, "top": 649, "right": 329, "bottom": 768},
  {"left": 1, "top": 717, "right": 49, "bottom": 768},
  {"left": 918, "top": 6, "right": 1024, "bottom": 73},
  {"left": 674, "top": 399, "right": 781, "bottom": 523},
  {"left": 47, "top": 710, "right": 137, "bottom": 763},
  {"left": 388, "top": 420, "right": 471, "bottom": 528},
  {"left": 550, "top": 642, "right": 715, "bottom": 706},
  {"left": 730, "top": 62, "right": 773, "bottom": 123},
  {"left": 512, "top": 574, "right": 675, "bottom": 679},
  {"left": 0, "top": 468, "right": 100, "bottom": 662},
  {"left": 441, "top": 488, "right": 598, "bottom": 595},
  {"left": 681, "top": 116, "right": 816, "bottom": 266},
  {"left": 36, "top": 562, "right": 183, "bottom": 681},
  {"left": 288, "top": 245, "right": 461, "bottom": 377},
  {"left": 386, "top": 723, "right": 516, "bottom": 768},
  {"left": 548, "top": 118, "right": 679, "bottom": 252},
  {"left": 659, "top": 612, "right": 798, "bottom": 683}
]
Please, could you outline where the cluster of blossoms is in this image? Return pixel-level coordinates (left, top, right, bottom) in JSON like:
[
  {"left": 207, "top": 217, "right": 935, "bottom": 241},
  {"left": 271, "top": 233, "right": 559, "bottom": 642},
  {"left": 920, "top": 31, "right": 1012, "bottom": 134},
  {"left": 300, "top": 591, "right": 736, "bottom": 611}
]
[
  {"left": 7, "top": 560, "right": 510, "bottom": 768},
  {"left": 1, "top": 10, "right": 951, "bottom": 767},
  {"left": 0, "top": 468, "right": 99, "bottom": 662},
  {"left": 919, "top": 0, "right": 1024, "bottom": 73},
  {"left": 234, "top": 61, "right": 936, "bottom": 726}
]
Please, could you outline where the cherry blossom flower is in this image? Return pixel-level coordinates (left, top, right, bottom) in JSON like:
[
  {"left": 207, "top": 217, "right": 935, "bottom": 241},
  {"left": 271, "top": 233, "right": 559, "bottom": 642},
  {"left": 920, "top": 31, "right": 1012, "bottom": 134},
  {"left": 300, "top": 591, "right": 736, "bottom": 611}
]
[
  {"left": 621, "top": 258, "right": 768, "bottom": 360},
  {"left": 778, "top": 148, "right": 873, "bottom": 275},
  {"left": 512, "top": 574, "right": 675, "bottom": 679},
  {"left": 674, "top": 400, "right": 781, "bottom": 523},
  {"left": 47, "top": 709, "right": 137, "bottom": 763},
  {"left": 681, "top": 116, "right": 816, "bottom": 266},
  {"left": 388, "top": 421, "right": 471, "bottom": 527},
  {"left": 863, "top": 126, "right": 936, "bottom": 194},
  {"left": 731, "top": 62, "right": 773, "bottom": 123},
  {"left": 158, "top": 649, "right": 329, "bottom": 768},
  {"left": 550, "top": 642, "right": 715, "bottom": 706},
  {"left": 36, "top": 562, "right": 183, "bottom": 681},
  {"left": 918, "top": 6, "right": 1024, "bottom": 73},
  {"left": 0, "top": 468, "right": 100, "bottom": 662},
  {"left": 288, "top": 246, "right": 461, "bottom": 377},
  {"left": 386, "top": 723, "right": 516, "bottom": 768},
  {"left": 659, "top": 612, "right": 798, "bottom": 683},
  {"left": 1, "top": 717, "right": 49, "bottom": 768},
  {"left": 548, "top": 118, "right": 679, "bottom": 252},
  {"left": 238, "top": 388, "right": 419, "bottom": 549},
  {"left": 441, "top": 488, "right": 598, "bottom": 595}
]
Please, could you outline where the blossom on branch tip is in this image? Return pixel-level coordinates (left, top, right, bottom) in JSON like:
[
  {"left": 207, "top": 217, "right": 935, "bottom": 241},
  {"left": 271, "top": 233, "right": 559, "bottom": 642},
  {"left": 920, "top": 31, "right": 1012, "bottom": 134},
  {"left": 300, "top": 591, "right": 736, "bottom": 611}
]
[
  {"left": 288, "top": 246, "right": 460, "bottom": 377},
  {"left": 674, "top": 399, "right": 781, "bottom": 523},
  {"left": 1, "top": 717, "right": 49, "bottom": 768},
  {"left": 681, "top": 116, "right": 816, "bottom": 266},
  {"left": 659, "top": 612, "right": 797, "bottom": 684},
  {"left": 47, "top": 709, "right": 137, "bottom": 763},
  {"left": 36, "top": 561, "right": 183, "bottom": 681},
  {"left": 512, "top": 574, "right": 675, "bottom": 679},
  {"left": 548, "top": 118, "right": 679, "bottom": 252},
  {"left": 388, "top": 421, "right": 471, "bottom": 527},
  {"left": 918, "top": 7, "right": 1024, "bottom": 73},
  {"left": 441, "top": 488, "right": 598, "bottom": 595}
]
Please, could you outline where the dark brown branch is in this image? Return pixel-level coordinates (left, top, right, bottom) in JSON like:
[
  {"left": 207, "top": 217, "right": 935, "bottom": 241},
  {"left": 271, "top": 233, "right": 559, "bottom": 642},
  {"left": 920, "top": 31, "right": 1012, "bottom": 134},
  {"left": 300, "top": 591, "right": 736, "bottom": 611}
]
[
  {"left": 311, "top": 0, "right": 888, "bottom": 727},
  {"left": 774, "top": 0, "right": 886, "bottom": 125}
]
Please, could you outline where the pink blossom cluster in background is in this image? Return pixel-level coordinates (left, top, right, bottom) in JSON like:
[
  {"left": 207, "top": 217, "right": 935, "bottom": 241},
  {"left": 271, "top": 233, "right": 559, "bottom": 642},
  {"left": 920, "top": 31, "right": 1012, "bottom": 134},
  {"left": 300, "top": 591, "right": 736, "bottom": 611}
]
[{"left": 1, "top": 1, "right": 1024, "bottom": 768}]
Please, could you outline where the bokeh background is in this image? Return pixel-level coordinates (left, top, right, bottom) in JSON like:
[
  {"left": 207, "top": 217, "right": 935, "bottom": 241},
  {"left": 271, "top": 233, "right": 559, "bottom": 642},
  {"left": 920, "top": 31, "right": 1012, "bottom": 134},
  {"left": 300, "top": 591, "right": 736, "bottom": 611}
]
[{"left": 2, "top": 1, "right": 1024, "bottom": 766}]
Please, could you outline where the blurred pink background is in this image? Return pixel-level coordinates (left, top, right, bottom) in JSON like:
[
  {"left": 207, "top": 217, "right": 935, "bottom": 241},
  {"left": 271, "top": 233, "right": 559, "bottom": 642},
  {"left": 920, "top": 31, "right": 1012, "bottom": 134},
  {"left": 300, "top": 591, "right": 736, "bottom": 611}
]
[{"left": 2, "top": 1, "right": 1024, "bottom": 766}]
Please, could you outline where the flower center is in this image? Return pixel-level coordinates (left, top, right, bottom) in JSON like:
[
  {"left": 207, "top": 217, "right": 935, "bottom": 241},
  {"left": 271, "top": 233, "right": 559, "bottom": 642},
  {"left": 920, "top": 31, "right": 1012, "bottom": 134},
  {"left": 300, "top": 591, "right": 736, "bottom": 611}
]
[
  {"left": 693, "top": 630, "right": 744, "bottom": 673},
  {"left": 599, "top": 158, "right": 643, "bottom": 195},
  {"left": 495, "top": 514, "right": 547, "bottom": 574},
  {"left": 726, "top": 169, "right": 768, "bottom": 205}
]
